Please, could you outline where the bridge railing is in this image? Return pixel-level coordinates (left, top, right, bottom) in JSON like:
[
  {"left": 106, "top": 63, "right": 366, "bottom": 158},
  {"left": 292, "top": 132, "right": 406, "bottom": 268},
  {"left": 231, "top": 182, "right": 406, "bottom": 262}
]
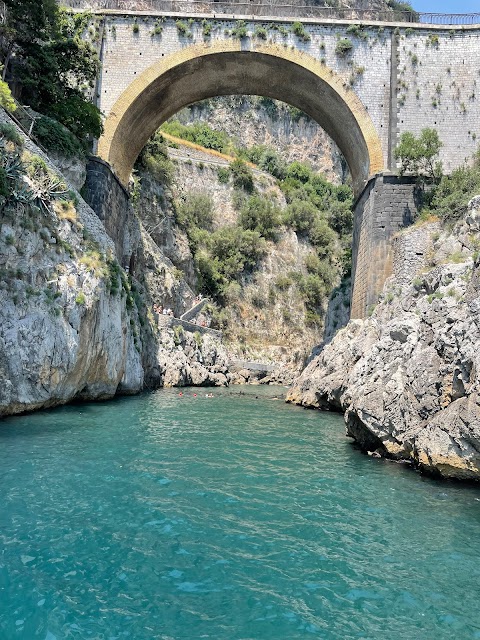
[{"left": 59, "top": 1, "right": 480, "bottom": 25}]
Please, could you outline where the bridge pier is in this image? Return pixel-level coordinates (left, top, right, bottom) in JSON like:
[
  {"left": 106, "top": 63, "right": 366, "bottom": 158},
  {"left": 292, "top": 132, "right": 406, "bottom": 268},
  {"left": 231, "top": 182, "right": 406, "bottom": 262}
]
[
  {"left": 82, "top": 156, "right": 135, "bottom": 268},
  {"left": 350, "top": 174, "right": 420, "bottom": 319}
]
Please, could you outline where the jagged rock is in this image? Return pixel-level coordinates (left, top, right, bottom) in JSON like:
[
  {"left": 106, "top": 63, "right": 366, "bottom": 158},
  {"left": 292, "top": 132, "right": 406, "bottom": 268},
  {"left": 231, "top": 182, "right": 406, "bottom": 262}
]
[
  {"left": 157, "top": 330, "right": 229, "bottom": 388},
  {"left": 287, "top": 217, "right": 480, "bottom": 481},
  {"left": 0, "top": 111, "right": 230, "bottom": 417}
]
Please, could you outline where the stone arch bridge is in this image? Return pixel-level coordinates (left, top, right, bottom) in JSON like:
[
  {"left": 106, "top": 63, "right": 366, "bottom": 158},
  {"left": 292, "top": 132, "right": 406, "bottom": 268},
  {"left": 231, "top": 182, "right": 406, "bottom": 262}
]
[{"left": 77, "top": 5, "right": 480, "bottom": 317}]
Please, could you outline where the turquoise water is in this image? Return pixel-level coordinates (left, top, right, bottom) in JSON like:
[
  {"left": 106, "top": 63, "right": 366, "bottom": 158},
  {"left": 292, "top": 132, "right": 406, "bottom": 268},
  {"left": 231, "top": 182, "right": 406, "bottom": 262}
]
[{"left": 1, "top": 387, "right": 480, "bottom": 640}]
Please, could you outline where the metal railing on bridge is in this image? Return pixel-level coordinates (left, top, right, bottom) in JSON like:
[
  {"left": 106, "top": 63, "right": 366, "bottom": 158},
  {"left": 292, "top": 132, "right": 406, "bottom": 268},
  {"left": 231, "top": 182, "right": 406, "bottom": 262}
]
[{"left": 59, "top": 0, "right": 480, "bottom": 25}]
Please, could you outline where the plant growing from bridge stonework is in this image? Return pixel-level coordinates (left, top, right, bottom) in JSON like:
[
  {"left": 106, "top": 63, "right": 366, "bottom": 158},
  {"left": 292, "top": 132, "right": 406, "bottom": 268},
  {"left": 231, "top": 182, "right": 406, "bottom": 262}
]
[
  {"left": 232, "top": 21, "right": 248, "bottom": 40},
  {"left": 335, "top": 38, "right": 353, "bottom": 57},
  {"left": 395, "top": 128, "right": 443, "bottom": 181},
  {"left": 291, "top": 22, "right": 311, "bottom": 42}
]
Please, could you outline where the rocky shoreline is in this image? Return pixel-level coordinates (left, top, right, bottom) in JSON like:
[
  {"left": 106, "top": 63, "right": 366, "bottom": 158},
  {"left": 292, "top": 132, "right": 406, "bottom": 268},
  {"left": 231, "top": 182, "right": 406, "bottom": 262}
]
[{"left": 287, "top": 206, "right": 480, "bottom": 481}]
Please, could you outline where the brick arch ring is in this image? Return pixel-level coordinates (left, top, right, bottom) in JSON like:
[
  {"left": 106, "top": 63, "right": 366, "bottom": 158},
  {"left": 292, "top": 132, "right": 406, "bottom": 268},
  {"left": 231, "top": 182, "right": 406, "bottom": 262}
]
[{"left": 98, "top": 41, "right": 384, "bottom": 195}]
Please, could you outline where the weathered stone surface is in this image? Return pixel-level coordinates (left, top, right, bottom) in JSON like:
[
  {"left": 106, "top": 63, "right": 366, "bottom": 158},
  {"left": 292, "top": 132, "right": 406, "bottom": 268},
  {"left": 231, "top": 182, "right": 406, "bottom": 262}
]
[
  {"left": 0, "top": 113, "right": 230, "bottom": 417},
  {"left": 287, "top": 217, "right": 480, "bottom": 481},
  {"left": 157, "top": 330, "right": 230, "bottom": 388}
]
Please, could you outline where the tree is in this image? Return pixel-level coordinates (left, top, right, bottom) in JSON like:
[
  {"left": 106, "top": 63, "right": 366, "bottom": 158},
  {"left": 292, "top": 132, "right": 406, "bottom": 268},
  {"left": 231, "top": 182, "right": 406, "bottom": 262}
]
[
  {"left": 239, "top": 194, "right": 280, "bottom": 241},
  {"left": 395, "top": 128, "right": 443, "bottom": 180},
  {"left": 230, "top": 158, "right": 255, "bottom": 193},
  {"left": 0, "top": 1, "right": 102, "bottom": 147}
]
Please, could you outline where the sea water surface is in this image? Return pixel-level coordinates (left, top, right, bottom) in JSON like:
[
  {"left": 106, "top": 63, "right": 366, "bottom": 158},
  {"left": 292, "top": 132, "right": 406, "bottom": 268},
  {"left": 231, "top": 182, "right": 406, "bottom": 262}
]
[{"left": 1, "top": 387, "right": 480, "bottom": 640}]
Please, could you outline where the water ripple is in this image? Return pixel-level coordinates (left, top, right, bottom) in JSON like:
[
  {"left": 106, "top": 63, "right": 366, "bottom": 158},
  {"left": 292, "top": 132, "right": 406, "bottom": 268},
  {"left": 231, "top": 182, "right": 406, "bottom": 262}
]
[{"left": 0, "top": 387, "right": 480, "bottom": 639}]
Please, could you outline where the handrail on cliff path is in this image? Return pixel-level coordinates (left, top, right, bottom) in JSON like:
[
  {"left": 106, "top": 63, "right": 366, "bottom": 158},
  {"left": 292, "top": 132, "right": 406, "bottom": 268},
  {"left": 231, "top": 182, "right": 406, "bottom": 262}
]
[{"left": 58, "top": 1, "right": 480, "bottom": 25}]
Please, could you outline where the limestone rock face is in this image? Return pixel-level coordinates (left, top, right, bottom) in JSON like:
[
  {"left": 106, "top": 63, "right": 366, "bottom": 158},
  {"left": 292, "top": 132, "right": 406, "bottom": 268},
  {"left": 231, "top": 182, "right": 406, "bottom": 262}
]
[
  {"left": 0, "top": 113, "right": 229, "bottom": 418},
  {"left": 287, "top": 217, "right": 480, "bottom": 480},
  {"left": 157, "top": 330, "right": 230, "bottom": 388}
]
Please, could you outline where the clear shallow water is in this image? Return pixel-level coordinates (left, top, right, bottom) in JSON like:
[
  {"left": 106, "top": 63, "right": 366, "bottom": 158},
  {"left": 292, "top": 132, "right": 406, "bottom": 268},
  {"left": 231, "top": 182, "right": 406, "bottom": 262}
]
[{"left": 1, "top": 388, "right": 480, "bottom": 640}]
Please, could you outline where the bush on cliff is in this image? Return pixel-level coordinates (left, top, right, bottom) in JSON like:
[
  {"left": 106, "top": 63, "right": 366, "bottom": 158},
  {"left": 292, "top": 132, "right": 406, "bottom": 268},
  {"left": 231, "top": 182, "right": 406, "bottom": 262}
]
[
  {"left": 176, "top": 193, "right": 214, "bottom": 234},
  {"left": 230, "top": 158, "right": 255, "bottom": 193},
  {"left": 239, "top": 194, "right": 281, "bottom": 241},
  {"left": 136, "top": 132, "right": 174, "bottom": 185},
  {"left": 196, "top": 227, "right": 266, "bottom": 299},
  {"left": 1, "top": 1, "right": 102, "bottom": 148},
  {"left": 425, "top": 150, "right": 480, "bottom": 223},
  {"left": 34, "top": 115, "right": 84, "bottom": 157}
]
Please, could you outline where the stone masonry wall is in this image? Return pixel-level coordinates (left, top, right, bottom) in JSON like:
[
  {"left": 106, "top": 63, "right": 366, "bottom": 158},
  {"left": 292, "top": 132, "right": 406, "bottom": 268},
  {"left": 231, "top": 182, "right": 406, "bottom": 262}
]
[
  {"left": 94, "top": 14, "right": 480, "bottom": 176},
  {"left": 83, "top": 156, "right": 135, "bottom": 267},
  {"left": 350, "top": 174, "right": 418, "bottom": 318}
]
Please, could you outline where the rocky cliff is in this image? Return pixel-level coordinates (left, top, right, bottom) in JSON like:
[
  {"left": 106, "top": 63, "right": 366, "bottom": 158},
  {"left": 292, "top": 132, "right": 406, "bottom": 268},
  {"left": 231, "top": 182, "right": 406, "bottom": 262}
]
[
  {"left": 287, "top": 201, "right": 480, "bottom": 481},
  {"left": 134, "top": 134, "right": 350, "bottom": 381},
  {"left": 178, "top": 97, "right": 347, "bottom": 184},
  {"left": 0, "top": 112, "right": 231, "bottom": 417}
]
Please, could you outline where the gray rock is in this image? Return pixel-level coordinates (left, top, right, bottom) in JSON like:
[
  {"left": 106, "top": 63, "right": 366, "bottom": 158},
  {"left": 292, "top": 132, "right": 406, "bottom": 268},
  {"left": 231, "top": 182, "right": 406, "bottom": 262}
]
[{"left": 287, "top": 219, "right": 480, "bottom": 481}]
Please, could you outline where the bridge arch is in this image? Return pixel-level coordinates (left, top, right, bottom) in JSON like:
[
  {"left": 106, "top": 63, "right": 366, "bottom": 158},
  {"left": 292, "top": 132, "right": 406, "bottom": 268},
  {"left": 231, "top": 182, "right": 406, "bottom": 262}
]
[{"left": 98, "top": 41, "right": 384, "bottom": 195}]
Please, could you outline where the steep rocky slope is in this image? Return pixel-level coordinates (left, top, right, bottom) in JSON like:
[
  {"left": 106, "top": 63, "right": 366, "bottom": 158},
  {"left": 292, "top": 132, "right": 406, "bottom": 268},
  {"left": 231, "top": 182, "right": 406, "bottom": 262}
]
[
  {"left": 134, "top": 135, "right": 351, "bottom": 380},
  {"left": 178, "top": 97, "right": 347, "bottom": 184},
  {"left": 0, "top": 112, "right": 231, "bottom": 417},
  {"left": 287, "top": 201, "right": 480, "bottom": 480}
]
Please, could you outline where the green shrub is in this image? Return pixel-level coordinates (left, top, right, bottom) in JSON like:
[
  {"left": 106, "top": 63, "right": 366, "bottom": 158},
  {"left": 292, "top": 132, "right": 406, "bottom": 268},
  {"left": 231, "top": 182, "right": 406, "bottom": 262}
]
[
  {"left": 386, "top": 0, "right": 419, "bottom": 21},
  {"left": 346, "top": 24, "right": 368, "bottom": 40},
  {"left": 0, "top": 166, "right": 9, "bottom": 197},
  {"left": 395, "top": 128, "right": 443, "bottom": 180},
  {"left": 217, "top": 167, "right": 230, "bottom": 184},
  {"left": 254, "top": 26, "right": 268, "bottom": 40},
  {"left": 230, "top": 158, "right": 255, "bottom": 193},
  {"left": 274, "top": 274, "right": 293, "bottom": 290},
  {"left": 291, "top": 21, "right": 311, "bottom": 42},
  {"left": 286, "top": 160, "right": 312, "bottom": 184},
  {"left": 173, "top": 324, "right": 184, "bottom": 345},
  {"left": 239, "top": 194, "right": 281, "bottom": 241},
  {"left": 283, "top": 199, "right": 317, "bottom": 233},
  {"left": 287, "top": 105, "right": 308, "bottom": 122},
  {"left": 195, "top": 227, "right": 266, "bottom": 299},
  {"left": 424, "top": 150, "right": 480, "bottom": 223},
  {"left": 258, "top": 97, "right": 279, "bottom": 120},
  {"left": 176, "top": 193, "right": 214, "bottom": 233},
  {"left": 75, "top": 292, "right": 86, "bottom": 305},
  {"left": 0, "top": 123, "right": 23, "bottom": 147},
  {"left": 176, "top": 21, "right": 191, "bottom": 37},
  {"left": 0, "top": 80, "right": 16, "bottom": 112},
  {"left": 335, "top": 38, "right": 354, "bottom": 56},
  {"left": 202, "top": 20, "right": 212, "bottom": 37},
  {"left": 136, "top": 131, "right": 174, "bottom": 185},
  {"left": 152, "top": 20, "right": 163, "bottom": 36},
  {"left": 232, "top": 20, "right": 248, "bottom": 39},
  {"left": 132, "top": 21, "right": 139, "bottom": 33},
  {"left": 34, "top": 115, "right": 84, "bottom": 157},
  {"left": 258, "top": 147, "right": 286, "bottom": 179}
]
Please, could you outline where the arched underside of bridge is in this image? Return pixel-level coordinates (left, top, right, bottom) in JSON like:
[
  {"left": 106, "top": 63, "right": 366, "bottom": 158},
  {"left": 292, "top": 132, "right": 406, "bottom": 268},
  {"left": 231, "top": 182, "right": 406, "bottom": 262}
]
[{"left": 98, "top": 42, "right": 384, "bottom": 195}]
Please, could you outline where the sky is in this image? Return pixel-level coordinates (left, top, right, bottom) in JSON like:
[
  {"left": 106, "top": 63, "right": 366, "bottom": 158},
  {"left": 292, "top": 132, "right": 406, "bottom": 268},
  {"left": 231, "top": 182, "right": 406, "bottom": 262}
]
[{"left": 412, "top": 0, "right": 480, "bottom": 12}]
